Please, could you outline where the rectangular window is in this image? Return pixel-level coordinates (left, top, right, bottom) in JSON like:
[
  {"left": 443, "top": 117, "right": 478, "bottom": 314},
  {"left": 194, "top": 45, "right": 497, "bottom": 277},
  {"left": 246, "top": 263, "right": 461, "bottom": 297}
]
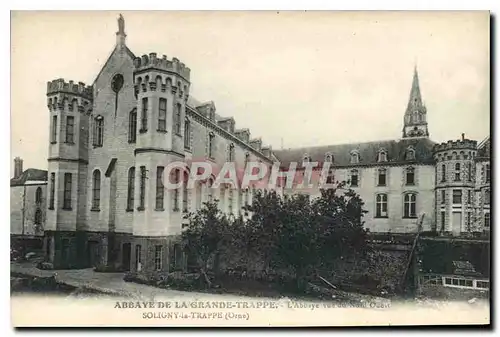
[
  {"left": 173, "top": 170, "right": 180, "bottom": 211},
  {"left": 444, "top": 278, "right": 452, "bottom": 285},
  {"left": 128, "top": 110, "right": 137, "bottom": 143},
  {"left": 184, "top": 120, "right": 191, "bottom": 149},
  {"left": 51, "top": 115, "right": 58, "bottom": 143},
  {"left": 350, "top": 170, "right": 358, "bottom": 187},
  {"left": 466, "top": 211, "right": 472, "bottom": 230},
  {"left": 377, "top": 169, "right": 386, "bottom": 186},
  {"left": 440, "top": 211, "right": 446, "bottom": 232},
  {"left": 182, "top": 179, "right": 188, "bottom": 213},
  {"left": 154, "top": 245, "right": 163, "bottom": 271},
  {"left": 477, "top": 281, "right": 489, "bottom": 289},
  {"left": 139, "top": 166, "right": 146, "bottom": 210},
  {"left": 441, "top": 164, "right": 446, "bottom": 182},
  {"left": 406, "top": 168, "right": 415, "bottom": 185},
  {"left": 375, "top": 194, "right": 388, "bottom": 217},
  {"left": 49, "top": 173, "right": 55, "bottom": 209},
  {"left": 127, "top": 167, "right": 135, "bottom": 210},
  {"left": 441, "top": 190, "right": 446, "bottom": 204},
  {"left": 468, "top": 162, "right": 472, "bottom": 181},
  {"left": 485, "top": 189, "right": 490, "bottom": 205},
  {"left": 454, "top": 163, "right": 461, "bottom": 181},
  {"left": 228, "top": 188, "right": 233, "bottom": 214},
  {"left": 156, "top": 166, "right": 165, "bottom": 210},
  {"left": 208, "top": 133, "right": 215, "bottom": 158},
  {"left": 175, "top": 103, "right": 182, "bottom": 135},
  {"left": 452, "top": 190, "right": 462, "bottom": 204},
  {"left": 158, "top": 98, "right": 167, "bottom": 131},
  {"left": 484, "top": 213, "right": 490, "bottom": 228},
  {"left": 486, "top": 164, "right": 490, "bottom": 183},
  {"left": 467, "top": 190, "right": 472, "bottom": 204},
  {"left": 141, "top": 98, "right": 148, "bottom": 131},
  {"left": 65, "top": 116, "right": 74, "bottom": 143},
  {"left": 63, "top": 173, "right": 72, "bottom": 210}
]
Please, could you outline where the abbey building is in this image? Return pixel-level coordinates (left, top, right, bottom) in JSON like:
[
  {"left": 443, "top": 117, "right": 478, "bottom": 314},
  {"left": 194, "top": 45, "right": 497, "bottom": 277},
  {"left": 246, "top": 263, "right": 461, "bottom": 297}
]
[{"left": 14, "top": 16, "right": 489, "bottom": 271}]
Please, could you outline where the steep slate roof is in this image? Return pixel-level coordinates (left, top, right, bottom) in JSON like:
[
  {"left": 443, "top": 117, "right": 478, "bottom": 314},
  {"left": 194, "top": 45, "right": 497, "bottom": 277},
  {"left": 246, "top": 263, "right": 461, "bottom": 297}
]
[
  {"left": 273, "top": 137, "right": 437, "bottom": 168},
  {"left": 477, "top": 136, "right": 490, "bottom": 158},
  {"left": 10, "top": 169, "right": 48, "bottom": 187}
]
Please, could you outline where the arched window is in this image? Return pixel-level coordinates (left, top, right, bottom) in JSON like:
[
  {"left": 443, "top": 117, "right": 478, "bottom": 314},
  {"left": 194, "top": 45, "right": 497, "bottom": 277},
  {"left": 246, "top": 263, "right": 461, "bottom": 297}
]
[
  {"left": 403, "top": 193, "right": 417, "bottom": 218},
  {"left": 128, "top": 109, "right": 137, "bottom": 143},
  {"left": 35, "top": 187, "right": 42, "bottom": 205},
  {"left": 184, "top": 119, "right": 191, "bottom": 150},
  {"left": 93, "top": 116, "right": 104, "bottom": 147},
  {"left": 350, "top": 169, "right": 359, "bottom": 187},
  {"left": 325, "top": 153, "right": 333, "bottom": 163},
  {"left": 377, "top": 168, "right": 387, "bottom": 186},
  {"left": 303, "top": 154, "right": 311, "bottom": 164},
  {"left": 375, "top": 193, "right": 388, "bottom": 218},
  {"left": 208, "top": 132, "right": 215, "bottom": 159},
  {"left": 207, "top": 178, "right": 214, "bottom": 202},
  {"left": 92, "top": 170, "right": 101, "bottom": 210},
  {"left": 228, "top": 143, "right": 235, "bottom": 162},
  {"left": 405, "top": 167, "right": 415, "bottom": 185},
  {"left": 454, "top": 163, "right": 461, "bottom": 181},
  {"left": 127, "top": 167, "right": 135, "bottom": 210},
  {"left": 441, "top": 164, "right": 446, "bottom": 182}
]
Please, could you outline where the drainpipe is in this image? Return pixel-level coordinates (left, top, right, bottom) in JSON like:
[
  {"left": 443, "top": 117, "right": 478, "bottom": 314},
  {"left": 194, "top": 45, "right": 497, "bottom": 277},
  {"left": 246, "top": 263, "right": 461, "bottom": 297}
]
[{"left": 21, "top": 185, "right": 26, "bottom": 257}]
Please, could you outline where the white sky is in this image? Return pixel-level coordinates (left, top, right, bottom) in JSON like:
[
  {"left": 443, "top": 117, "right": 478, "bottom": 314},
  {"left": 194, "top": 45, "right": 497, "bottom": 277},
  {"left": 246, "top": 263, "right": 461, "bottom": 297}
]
[{"left": 11, "top": 11, "right": 490, "bottom": 172}]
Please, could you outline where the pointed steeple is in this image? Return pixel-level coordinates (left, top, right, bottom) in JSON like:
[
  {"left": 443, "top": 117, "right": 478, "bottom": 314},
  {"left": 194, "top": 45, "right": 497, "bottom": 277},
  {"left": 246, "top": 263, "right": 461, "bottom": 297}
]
[
  {"left": 406, "top": 65, "right": 423, "bottom": 114},
  {"left": 402, "top": 65, "right": 429, "bottom": 138}
]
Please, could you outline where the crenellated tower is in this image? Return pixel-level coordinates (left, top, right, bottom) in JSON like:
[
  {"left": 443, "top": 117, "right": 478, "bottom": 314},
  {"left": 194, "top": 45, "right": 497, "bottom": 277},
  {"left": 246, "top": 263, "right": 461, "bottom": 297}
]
[
  {"left": 402, "top": 66, "right": 429, "bottom": 138},
  {"left": 45, "top": 78, "right": 93, "bottom": 267},
  {"left": 433, "top": 135, "right": 478, "bottom": 236},
  {"left": 131, "top": 52, "right": 191, "bottom": 255}
]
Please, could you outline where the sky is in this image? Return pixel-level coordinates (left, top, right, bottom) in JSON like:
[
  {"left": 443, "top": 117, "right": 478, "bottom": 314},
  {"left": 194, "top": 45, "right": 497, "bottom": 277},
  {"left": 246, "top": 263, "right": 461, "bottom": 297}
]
[{"left": 10, "top": 11, "right": 490, "bottom": 172}]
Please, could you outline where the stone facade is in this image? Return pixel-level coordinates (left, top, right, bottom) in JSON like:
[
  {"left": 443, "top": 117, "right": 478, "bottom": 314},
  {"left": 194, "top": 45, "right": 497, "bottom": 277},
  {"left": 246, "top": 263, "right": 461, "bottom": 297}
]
[{"left": 35, "top": 16, "right": 490, "bottom": 272}]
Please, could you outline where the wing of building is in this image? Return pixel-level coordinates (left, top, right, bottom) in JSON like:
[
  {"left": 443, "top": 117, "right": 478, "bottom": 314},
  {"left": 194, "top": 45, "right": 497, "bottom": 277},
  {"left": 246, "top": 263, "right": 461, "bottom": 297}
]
[{"left": 37, "top": 16, "right": 490, "bottom": 271}]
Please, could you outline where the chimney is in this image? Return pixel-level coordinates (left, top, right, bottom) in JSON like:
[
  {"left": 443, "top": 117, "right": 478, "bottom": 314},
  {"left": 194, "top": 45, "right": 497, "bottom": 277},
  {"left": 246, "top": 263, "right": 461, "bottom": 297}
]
[
  {"left": 14, "top": 157, "right": 23, "bottom": 179},
  {"left": 461, "top": 133, "right": 465, "bottom": 141}
]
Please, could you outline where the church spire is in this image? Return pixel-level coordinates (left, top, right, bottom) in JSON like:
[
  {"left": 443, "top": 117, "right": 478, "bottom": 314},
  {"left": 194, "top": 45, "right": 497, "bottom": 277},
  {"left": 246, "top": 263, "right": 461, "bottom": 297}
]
[
  {"left": 116, "top": 14, "right": 127, "bottom": 47},
  {"left": 402, "top": 65, "right": 429, "bottom": 138}
]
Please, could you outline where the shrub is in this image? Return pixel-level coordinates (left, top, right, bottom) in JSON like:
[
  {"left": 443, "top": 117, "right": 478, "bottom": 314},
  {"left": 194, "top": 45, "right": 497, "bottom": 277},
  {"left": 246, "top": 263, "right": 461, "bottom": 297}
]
[
  {"left": 94, "top": 265, "right": 127, "bottom": 273},
  {"left": 37, "top": 262, "right": 54, "bottom": 270}
]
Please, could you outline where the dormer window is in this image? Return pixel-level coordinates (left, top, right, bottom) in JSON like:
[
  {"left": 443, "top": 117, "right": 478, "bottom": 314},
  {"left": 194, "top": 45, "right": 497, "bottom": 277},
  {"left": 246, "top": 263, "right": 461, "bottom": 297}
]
[
  {"left": 350, "top": 151, "right": 360, "bottom": 164},
  {"left": 406, "top": 146, "right": 416, "bottom": 160},
  {"left": 325, "top": 153, "right": 333, "bottom": 163},
  {"left": 378, "top": 149, "right": 387, "bottom": 163},
  {"left": 303, "top": 154, "right": 311, "bottom": 164}
]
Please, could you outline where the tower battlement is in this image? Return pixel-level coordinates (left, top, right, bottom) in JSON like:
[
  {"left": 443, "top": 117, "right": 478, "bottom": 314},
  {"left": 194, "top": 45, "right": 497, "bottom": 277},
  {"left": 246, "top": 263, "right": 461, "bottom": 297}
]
[
  {"left": 133, "top": 53, "right": 191, "bottom": 81},
  {"left": 46, "top": 79, "right": 93, "bottom": 100},
  {"left": 433, "top": 138, "right": 477, "bottom": 153}
]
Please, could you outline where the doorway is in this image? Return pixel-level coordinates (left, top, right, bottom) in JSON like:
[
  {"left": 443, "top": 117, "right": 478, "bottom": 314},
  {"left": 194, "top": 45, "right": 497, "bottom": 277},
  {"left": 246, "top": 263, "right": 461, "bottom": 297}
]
[
  {"left": 87, "top": 241, "right": 99, "bottom": 268},
  {"left": 122, "top": 243, "right": 131, "bottom": 271},
  {"left": 451, "top": 212, "right": 462, "bottom": 236}
]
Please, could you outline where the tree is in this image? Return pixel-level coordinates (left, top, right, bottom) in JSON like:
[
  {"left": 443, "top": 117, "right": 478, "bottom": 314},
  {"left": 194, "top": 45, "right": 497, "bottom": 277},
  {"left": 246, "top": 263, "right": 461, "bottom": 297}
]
[
  {"left": 243, "top": 182, "right": 368, "bottom": 289},
  {"left": 182, "top": 200, "right": 231, "bottom": 287}
]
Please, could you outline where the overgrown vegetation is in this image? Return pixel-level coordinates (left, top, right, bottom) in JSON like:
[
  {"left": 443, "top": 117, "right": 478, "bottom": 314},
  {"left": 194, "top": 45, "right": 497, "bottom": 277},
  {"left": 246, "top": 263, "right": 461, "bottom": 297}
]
[{"left": 180, "top": 182, "right": 371, "bottom": 294}]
